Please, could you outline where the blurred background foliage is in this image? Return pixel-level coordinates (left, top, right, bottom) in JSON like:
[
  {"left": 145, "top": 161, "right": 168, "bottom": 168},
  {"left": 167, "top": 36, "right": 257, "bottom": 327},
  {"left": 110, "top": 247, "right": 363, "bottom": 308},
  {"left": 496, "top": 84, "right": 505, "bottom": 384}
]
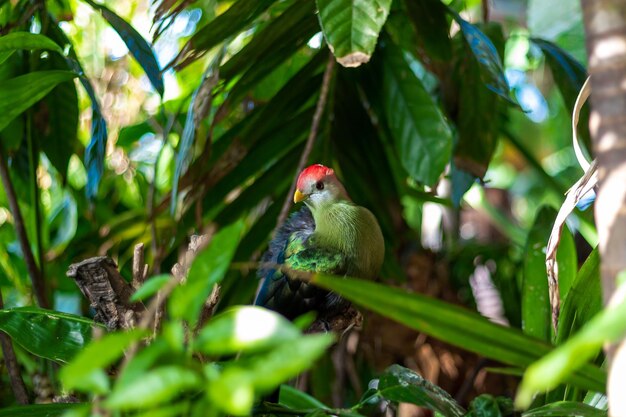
[{"left": 0, "top": 0, "right": 614, "bottom": 415}]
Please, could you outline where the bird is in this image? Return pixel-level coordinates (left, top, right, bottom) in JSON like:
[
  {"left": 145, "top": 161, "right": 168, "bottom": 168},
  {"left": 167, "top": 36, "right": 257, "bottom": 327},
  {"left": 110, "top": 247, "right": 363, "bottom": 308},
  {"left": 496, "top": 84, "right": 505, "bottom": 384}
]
[{"left": 254, "top": 163, "right": 385, "bottom": 322}]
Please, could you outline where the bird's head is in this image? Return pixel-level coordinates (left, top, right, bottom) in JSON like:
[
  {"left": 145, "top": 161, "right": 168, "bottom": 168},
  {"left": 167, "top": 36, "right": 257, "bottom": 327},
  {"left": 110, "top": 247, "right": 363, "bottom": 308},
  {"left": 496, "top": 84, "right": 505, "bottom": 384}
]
[{"left": 294, "top": 164, "right": 350, "bottom": 208}]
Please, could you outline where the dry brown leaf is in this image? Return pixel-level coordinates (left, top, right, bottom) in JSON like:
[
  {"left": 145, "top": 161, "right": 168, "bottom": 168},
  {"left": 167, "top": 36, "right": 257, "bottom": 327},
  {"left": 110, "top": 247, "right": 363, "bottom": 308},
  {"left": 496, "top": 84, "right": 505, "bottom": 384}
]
[{"left": 546, "top": 75, "right": 595, "bottom": 333}]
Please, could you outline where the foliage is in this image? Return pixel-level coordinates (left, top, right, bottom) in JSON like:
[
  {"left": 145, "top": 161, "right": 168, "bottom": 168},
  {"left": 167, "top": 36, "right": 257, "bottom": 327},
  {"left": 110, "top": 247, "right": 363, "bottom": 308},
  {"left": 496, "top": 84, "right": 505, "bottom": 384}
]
[{"left": 0, "top": 0, "right": 612, "bottom": 416}]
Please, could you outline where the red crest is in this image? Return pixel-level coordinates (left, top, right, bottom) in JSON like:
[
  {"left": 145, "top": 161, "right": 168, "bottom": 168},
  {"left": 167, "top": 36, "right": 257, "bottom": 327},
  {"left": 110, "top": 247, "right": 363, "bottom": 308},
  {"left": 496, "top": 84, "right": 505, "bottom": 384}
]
[{"left": 296, "top": 164, "right": 334, "bottom": 190}]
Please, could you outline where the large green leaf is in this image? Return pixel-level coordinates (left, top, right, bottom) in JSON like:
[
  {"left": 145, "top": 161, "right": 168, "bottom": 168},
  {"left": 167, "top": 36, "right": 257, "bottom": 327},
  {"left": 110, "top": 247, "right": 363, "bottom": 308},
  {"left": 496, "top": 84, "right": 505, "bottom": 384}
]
[
  {"left": 60, "top": 329, "right": 146, "bottom": 394},
  {"left": 376, "top": 365, "right": 466, "bottom": 417},
  {"left": 467, "top": 395, "right": 514, "bottom": 417},
  {"left": 316, "top": 0, "right": 392, "bottom": 67},
  {"left": 557, "top": 247, "right": 602, "bottom": 344},
  {"left": 522, "top": 207, "right": 556, "bottom": 341},
  {"left": 84, "top": 0, "right": 163, "bottom": 95},
  {"left": 0, "top": 307, "right": 97, "bottom": 363},
  {"left": 403, "top": 0, "right": 451, "bottom": 60},
  {"left": 207, "top": 333, "right": 333, "bottom": 415},
  {"left": 451, "top": 13, "right": 511, "bottom": 103},
  {"left": 0, "top": 70, "right": 76, "bottom": 133},
  {"left": 379, "top": 40, "right": 452, "bottom": 186},
  {"left": 453, "top": 23, "right": 506, "bottom": 179},
  {"left": 311, "top": 274, "right": 606, "bottom": 392},
  {"left": 517, "top": 282, "right": 626, "bottom": 407},
  {"left": 193, "top": 306, "right": 300, "bottom": 355},
  {"left": 0, "top": 32, "right": 62, "bottom": 66},
  {"left": 169, "top": 220, "right": 245, "bottom": 324},
  {"left": 106, "top": 366, "right": 202, "bottom": 410}
]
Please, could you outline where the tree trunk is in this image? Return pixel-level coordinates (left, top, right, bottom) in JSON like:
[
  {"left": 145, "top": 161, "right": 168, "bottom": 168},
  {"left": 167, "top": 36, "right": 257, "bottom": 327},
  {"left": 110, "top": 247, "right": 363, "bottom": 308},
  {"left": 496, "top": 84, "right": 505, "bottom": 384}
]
[{"left": 580, "top": 0, "right": 626, "bottom": 415}]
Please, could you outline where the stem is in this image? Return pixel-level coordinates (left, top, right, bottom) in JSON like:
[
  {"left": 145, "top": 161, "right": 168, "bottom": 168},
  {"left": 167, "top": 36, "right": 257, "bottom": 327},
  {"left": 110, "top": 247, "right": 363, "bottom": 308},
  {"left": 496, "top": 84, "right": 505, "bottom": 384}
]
[
  {"left": 0, "top": 286, "right": 29, "bottom": 404},
  {"left": 0, "top": 146, "right": 48, "bottom": 308},
  {"left": 275, "top": 53, "right": 335, "bottom": 230},
  {"left": 27, "top": 110, "right": 45, "bottom": 295}
]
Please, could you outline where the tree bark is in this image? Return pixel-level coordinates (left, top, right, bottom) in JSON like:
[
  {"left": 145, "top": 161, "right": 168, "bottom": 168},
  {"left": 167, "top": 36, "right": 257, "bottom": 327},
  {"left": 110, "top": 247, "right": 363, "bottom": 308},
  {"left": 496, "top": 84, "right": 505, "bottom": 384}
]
[{"left": 580, "top": 0, "right": 626, "bottom": 415}]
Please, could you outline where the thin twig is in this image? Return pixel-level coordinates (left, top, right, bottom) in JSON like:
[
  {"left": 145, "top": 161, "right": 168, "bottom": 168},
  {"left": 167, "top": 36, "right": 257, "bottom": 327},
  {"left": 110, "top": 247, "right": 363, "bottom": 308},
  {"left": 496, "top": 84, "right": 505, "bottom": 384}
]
[
  {"left": 0, "top": 287, "right": 29, "bottom": 404},
  {"left": 132, "top": 243, "right": 147, "bottom": 290},
  {"left": 0, "top": 146, "right": 48, "bottom": 308},
  {"left": 482, "top": 0, "right": 490, "bottom": 22},
  {"left": 275, "top": 54, "right": 335, "bottom": 230}
]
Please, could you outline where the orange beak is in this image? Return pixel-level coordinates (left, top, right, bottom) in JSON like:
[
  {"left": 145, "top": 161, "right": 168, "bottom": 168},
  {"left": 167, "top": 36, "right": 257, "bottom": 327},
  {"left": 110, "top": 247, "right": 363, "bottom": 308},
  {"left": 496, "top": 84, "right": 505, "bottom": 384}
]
[{"left": 293, "top": 189, "right": 307, "bottom": 203}]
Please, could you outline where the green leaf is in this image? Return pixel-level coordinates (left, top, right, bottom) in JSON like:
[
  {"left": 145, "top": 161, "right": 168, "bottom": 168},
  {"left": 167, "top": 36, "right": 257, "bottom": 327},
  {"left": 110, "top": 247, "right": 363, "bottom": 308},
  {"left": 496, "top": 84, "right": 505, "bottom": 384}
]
[
  {"left": 0, "top": 403, "right": 83, "bottom": 417},
  {"left": 208, "top": 333, "right": 333, "bottom": 415},
  {"left": 377, "top": 365, "right": 465, "bottom": 417},
  {"left": 0, "top": 70, "right": 76, "bottom": 133},
  {"left": 557, "top": 248, "right": 602, "bottom": 344},
  {"left": 453, "top": 23, "right": 506, "bottom": 178},
  {"left": 130, "top": 274, "right": 172, "bottom": 302},
  {"left": 532, "top": 38, "right": 590, "bottom": 153},
  {"left": 0, "top": 307, "right": 96, "bottom": 363},
  {"left": 106, "top": 366, "right": 202, "bottom": 410},
  {"left": 176, "top": 0, "right": 277, "bottom": 68},
  {"left": 467, "top": 395, "right": 514, "bottom": 417},
  {"left": 60, "top": 329, "right": 146, "bottom": 394},
  {"left": 522, "top": 207, "right": 556, "bottom": 341},
  {"left": 169, "top": 220, "right": 245, "bottom": 323},
  {"left": 403, "top": 0, "right": 451, "bottom": 60},
  {"left": 311, "top": 274, "right": 605, "bottom": 392},
  {"left": 451, "top": 12, "right": 512, "bottom": 103},
  {"left": 193, "top": 306, "right": 300, "bottom": 355},
  {"left": 522, "top": 401, "right": 607, "bottom": 417},
  {"left": 83, "top": 0, "right": 163, "bottom": 95},
  {"left": 379, "top": 39, "right": 452, "bottom": 186},
  {"left": 316, "top": 0, "right": 392, "bottom": 67},
  {"left": 0, "top": 32, "right": 63, "bottom": 54},
  {"left": 517, "top": 285, "right": 626, "bottom": 408},
  {"left": 279, "top": 385, "right": 329, "bottom": 409}
]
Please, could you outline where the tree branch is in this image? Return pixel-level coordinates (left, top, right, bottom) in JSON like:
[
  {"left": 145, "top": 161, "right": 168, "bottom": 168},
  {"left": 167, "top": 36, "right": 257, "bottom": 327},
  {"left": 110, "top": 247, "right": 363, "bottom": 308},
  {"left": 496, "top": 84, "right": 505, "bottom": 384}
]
[
  {"left": 0, "top": 146, "right": 48, "bottom": 308},
  {"left": 275, "top": 53, "right": 335, "bottom": 229},
  {"left": 0, "top": 287, "right": 29, "bottom": 404},
  {"left": 581, "top": 0, "right": 626, "bottom": 415}
]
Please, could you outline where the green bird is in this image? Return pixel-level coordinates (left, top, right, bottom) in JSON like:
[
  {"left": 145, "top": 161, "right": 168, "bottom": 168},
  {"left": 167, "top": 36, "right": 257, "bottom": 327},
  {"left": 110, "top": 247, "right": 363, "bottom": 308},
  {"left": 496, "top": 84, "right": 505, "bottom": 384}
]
[{"left": 255, "top": 164, "right": 385, "bottom": 321}]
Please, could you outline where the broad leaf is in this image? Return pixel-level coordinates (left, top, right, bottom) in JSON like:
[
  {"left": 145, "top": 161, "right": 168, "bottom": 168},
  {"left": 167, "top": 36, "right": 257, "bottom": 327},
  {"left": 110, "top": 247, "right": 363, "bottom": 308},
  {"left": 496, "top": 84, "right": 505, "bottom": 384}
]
[
  {"left": 84, "top": 0, "right": 164, "bottom": 95},
  {"left": 522, "top": 401, "right": 606, "bottom": 417},
  {"left": 379, "top": 40, "right": 452, "bottom": 186},
  {"left": 316, "top": 0, "right": 392, "bottom": 67},
  {"left": 207, "top": 333, "right": 333, "bottom": 415},
  {"left": 169, "top": 220, "right": 245, "bottom": 323},
  {"left": 453, "top": 23, "right": 506, "bottom": 178},
  {"left": 0, "top": 71, "right": 76, "bottom": 133},
  {"left": 194, "top": 306, "right": 300, "bottom": 355},
  {"left": 311, "top": 274, "right": 606, "bottom": 392},
  {"left": 0, "top": 31, "right": 62, "bottom": 56},
  {"left": 377, "top": 365, "right": 465, "bottom": 417},
  {"left": 106, "top": 366, "right": 202, "bottom": 410},
  {"left": 60, "top": 329, "right": 146, "bottom": 394},
  {"left": 403, "top": 0, "right": 451, "bottom": 60},
  {"left": 0, "top": 307, "right": 97, "bottom": 363},
  {"left": 451, "top": 12, "right": 512, "bottom": 103}
]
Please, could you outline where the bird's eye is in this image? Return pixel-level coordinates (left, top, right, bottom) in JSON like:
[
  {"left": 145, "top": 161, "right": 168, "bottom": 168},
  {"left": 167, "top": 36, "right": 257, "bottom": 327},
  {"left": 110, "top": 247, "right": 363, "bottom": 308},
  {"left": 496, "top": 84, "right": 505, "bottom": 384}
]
[{"left": 315, "top": 181, "right": 324, "bottom": 190}]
